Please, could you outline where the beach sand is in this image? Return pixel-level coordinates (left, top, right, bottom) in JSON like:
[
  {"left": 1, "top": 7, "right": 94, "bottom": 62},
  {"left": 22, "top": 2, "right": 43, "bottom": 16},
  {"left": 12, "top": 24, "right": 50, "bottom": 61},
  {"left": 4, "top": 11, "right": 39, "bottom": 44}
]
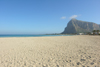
[{"left": 0, "top": 35, "right": 100, "bottom": 67}]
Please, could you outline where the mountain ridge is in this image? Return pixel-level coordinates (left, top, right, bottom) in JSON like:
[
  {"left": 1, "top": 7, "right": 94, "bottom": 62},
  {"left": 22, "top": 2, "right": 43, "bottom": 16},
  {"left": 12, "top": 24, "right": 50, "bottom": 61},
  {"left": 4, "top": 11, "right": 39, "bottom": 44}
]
[{"left": 62, "top": 19, "right": 100, "bottom": 34}]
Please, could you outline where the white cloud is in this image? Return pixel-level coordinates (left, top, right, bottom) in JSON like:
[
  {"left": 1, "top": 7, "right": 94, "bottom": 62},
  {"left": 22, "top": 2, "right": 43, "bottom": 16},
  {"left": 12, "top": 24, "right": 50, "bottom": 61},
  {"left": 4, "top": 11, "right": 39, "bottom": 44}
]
[
  {"left": 69, "top": 15, "right": 78, "bottom": 19},
  {"left": 60, "top": 16, "right": 66, "bottom": 19}
]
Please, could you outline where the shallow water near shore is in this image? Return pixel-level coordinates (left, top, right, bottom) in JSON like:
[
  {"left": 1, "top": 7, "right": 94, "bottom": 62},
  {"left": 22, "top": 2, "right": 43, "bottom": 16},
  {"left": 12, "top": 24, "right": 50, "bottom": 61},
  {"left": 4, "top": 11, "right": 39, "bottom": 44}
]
[{"left": 0, "top": 34, "right": 72, "bottom": 37}]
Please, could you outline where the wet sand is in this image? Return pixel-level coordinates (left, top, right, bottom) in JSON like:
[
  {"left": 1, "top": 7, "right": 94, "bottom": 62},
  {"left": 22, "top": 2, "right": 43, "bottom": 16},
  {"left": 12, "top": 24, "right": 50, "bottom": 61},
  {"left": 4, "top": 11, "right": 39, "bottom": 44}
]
[{"left": 0, "top": 35, "right": 100, "bottom": 67}]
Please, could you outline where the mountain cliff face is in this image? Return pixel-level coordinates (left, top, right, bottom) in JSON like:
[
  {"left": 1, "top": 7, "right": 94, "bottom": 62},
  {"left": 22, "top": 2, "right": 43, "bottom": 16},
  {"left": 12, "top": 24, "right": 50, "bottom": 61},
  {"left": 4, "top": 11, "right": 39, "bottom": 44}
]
[{"left": 62, "top": 19, "right": 100, "bottom": 34}]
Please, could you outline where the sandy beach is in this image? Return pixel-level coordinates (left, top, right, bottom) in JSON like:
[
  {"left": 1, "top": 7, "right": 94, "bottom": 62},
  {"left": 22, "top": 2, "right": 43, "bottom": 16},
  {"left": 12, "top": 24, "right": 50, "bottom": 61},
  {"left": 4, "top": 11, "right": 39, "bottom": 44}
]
[{"left": 0, "top": 35, "right": 100, "bottom": 67}]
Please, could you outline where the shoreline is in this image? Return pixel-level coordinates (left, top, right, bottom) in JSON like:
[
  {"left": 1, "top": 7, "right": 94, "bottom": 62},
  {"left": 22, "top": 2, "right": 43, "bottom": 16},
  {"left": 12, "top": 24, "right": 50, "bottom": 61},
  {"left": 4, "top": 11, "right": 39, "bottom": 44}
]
[
  {"left": 0, "top": 34, "right": 73, "bottom": 38},
  {"left": 0, "top": 35, "right": 99, "bottom": 38}
]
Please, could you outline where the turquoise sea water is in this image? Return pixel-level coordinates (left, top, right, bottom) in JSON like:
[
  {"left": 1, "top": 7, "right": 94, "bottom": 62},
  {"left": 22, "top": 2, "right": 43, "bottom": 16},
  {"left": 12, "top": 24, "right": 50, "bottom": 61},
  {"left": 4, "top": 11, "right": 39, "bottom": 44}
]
[{"left": 0, "top": 34, "right": 72, "bottom": 37}]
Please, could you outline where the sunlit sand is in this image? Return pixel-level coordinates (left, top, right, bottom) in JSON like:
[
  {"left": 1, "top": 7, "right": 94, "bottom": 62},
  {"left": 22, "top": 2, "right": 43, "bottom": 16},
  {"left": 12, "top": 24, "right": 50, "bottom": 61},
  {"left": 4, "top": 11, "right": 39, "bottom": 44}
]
[{"left": 0, "top": 35, "right": 100, "bottom": 67}]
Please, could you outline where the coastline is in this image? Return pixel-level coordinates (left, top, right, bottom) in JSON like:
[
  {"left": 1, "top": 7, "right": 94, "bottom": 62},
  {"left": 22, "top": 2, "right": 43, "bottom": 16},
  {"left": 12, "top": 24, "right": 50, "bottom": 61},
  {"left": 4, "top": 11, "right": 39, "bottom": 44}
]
[
  {"left": 0, "top": 34, "right": 73, "bottom": 38},
  {"left": 0, "top": 35, "right": 100, "bottom": 67}
]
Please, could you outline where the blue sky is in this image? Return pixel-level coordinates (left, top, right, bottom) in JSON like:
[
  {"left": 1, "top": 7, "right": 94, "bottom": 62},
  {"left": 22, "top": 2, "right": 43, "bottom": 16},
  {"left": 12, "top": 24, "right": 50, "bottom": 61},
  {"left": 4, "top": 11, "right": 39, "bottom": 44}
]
[{"left": 0, "top": 0, "right": 100, "bottom": 34}]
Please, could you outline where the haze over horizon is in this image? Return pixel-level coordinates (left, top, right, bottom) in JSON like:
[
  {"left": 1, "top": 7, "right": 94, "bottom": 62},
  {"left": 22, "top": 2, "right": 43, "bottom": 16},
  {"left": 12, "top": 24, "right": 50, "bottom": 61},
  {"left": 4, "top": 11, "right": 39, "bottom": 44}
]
[{"left": 0, "top": 0, "right": 100, "bottom": 34}]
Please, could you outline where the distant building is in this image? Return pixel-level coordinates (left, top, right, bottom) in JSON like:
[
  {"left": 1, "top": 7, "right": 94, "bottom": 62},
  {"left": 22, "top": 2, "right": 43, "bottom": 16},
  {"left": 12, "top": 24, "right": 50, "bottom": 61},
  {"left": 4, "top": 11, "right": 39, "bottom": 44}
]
[
  {"left": 91, "top": 32, "right": 93, "bottom": 35},
  {"left": 99, "top": 32, "right": 100, "bottom": 34},
  {"left": 78, "top": 33, "right": 84, "bottom": 35}
]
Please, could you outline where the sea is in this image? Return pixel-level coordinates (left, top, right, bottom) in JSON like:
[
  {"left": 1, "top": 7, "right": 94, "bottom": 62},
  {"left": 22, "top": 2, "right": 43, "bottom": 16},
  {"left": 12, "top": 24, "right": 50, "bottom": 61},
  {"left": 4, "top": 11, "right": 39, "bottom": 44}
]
[{"left": 0, "top": 34, "right": 72, "bottom": 37}]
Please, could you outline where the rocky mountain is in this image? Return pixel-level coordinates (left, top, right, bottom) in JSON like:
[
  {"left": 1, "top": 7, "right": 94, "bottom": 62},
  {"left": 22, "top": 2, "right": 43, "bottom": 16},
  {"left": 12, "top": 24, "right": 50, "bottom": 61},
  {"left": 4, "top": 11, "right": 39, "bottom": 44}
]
[{"left": 62, "top": 19, "right": 100, "bottom": 34}]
